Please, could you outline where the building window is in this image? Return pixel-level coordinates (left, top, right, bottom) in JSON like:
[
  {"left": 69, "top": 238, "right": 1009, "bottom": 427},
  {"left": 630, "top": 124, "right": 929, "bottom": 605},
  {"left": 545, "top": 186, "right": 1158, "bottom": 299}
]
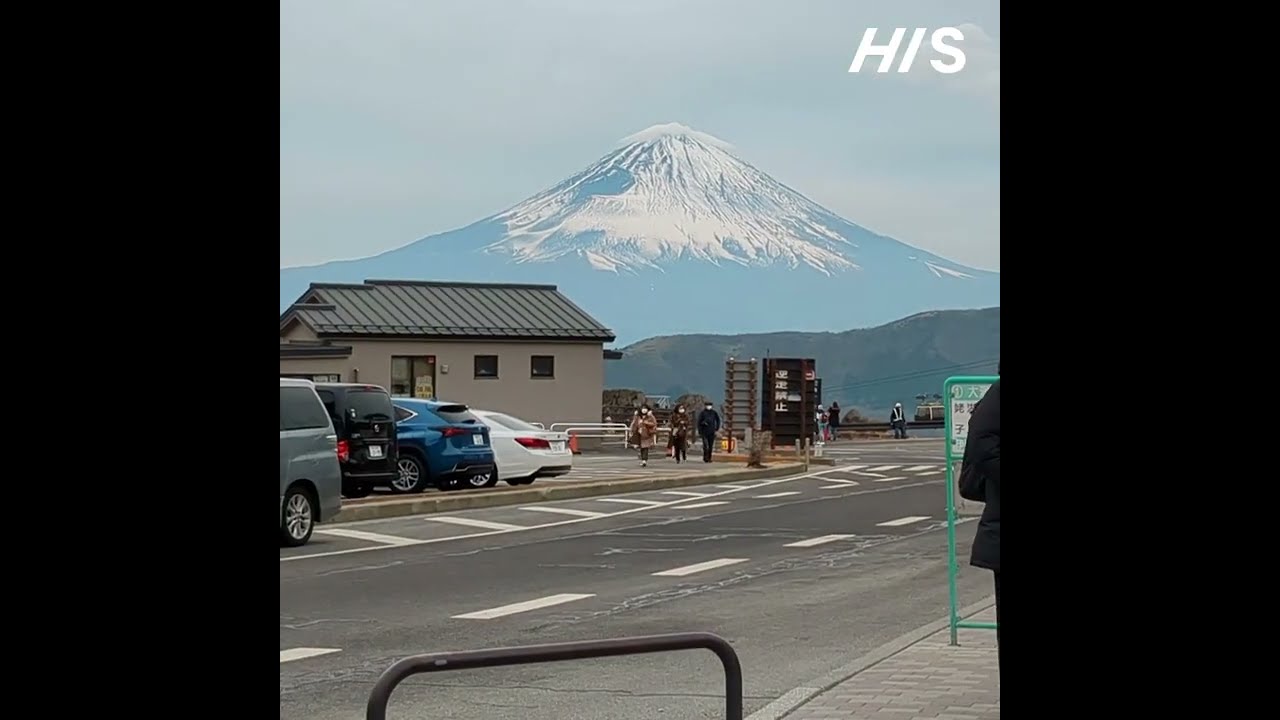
[
  {"left": 474, "top": 355, "right": 499, "bottom": 378},
  {"left": 280, "top": 373, "right": 340, "bottom": 383},
  {"left": 391, "top": 355, "right": 436, "bottom": 398},
  {"left": 531, "top": 355, "right": 555, "bottom": 378}
]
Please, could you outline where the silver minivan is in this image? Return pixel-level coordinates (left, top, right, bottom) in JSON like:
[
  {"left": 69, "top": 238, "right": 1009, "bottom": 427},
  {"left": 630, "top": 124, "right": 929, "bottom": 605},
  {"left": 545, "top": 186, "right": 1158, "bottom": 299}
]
[{"left": 280, "top": 378, "right": 344, "bottom": 546}]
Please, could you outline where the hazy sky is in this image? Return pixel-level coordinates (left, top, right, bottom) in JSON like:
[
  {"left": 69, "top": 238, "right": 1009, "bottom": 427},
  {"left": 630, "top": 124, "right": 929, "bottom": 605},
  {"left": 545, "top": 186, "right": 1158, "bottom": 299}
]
[{"left": 281, "top": 0, "right": 1000, "bottom": 271}]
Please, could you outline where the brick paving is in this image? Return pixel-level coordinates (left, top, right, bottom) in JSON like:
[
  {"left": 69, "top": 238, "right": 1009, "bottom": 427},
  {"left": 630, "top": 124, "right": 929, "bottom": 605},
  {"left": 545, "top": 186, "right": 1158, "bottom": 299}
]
[{"left": 786, "top": 608, "right": 999, "bottom": 719}]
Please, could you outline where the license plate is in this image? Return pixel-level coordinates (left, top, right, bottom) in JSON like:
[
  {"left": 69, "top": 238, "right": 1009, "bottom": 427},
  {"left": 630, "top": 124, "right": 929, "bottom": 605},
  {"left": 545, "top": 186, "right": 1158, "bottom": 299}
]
[
  {"left": 472, "top": 434, "right": 484, "bottom": 445},
  {"left": 552, "top": 441, "right": 565, "bottom": 453},
  {"left": 367, "top": 445, "right": 384, "bottom": 459}
]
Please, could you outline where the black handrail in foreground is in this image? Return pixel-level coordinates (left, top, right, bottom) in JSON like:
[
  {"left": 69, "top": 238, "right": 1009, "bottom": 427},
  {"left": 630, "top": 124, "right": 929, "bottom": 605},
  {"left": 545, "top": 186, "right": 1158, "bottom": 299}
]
[{"left": 365, "top": 631, "right": 744, "bottom": 720}]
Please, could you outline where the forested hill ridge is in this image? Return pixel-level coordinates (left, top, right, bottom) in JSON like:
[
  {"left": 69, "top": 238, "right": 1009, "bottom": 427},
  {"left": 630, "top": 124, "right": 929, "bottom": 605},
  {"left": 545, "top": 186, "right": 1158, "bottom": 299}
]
[{"left": 604, "top": 307, "right": 999, "bottom": 415}]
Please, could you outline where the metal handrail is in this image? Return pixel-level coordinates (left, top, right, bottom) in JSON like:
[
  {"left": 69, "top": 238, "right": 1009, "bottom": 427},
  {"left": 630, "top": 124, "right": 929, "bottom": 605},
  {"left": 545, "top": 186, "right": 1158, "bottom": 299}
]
[{"left": 365, "top": 632, "right": 744, "bottom": 720}]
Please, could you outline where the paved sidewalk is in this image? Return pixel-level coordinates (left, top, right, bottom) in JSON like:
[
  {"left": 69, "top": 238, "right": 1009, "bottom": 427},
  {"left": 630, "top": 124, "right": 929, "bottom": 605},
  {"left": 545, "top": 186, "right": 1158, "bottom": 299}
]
[{"left": 786, "top": 607, "right": 999, "bottom": 719}]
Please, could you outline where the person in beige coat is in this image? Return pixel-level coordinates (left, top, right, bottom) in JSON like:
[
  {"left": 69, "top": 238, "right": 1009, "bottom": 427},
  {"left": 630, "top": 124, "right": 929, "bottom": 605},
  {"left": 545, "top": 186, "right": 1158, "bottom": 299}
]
[{"left": 630, "top": 405, "right": 659, "bottom": 467}]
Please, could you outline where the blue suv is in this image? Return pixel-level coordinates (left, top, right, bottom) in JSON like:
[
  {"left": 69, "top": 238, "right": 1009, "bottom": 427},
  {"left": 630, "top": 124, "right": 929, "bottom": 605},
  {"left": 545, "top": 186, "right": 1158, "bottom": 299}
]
[{"left": 391, "top": 399, "right": 496, "bottom": 492}]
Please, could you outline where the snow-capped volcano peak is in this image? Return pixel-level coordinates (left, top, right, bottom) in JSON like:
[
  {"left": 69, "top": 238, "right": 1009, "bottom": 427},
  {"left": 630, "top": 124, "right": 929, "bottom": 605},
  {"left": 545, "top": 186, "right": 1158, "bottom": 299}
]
[{"left": 484, "top": 123, "right": 864, "bottom": 274}]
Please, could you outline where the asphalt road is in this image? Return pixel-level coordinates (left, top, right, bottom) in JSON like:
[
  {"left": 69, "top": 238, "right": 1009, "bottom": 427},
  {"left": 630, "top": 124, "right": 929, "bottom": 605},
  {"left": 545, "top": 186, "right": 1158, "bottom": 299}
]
[{"left": 280, "top": 439, "right": 990, "bottom": 719}]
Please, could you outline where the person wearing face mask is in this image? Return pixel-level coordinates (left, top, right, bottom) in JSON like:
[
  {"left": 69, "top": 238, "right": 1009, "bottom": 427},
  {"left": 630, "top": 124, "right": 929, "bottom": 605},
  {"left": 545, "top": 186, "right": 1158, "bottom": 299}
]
[
  {"left": 668, "top": 404, "right": 691, "bottom": 463},
  {"left": 696, "top": 402, "right": 721, "bottom": 463},
  {"left": 630, "top": 405, "right": 659, "bottom": 467}
]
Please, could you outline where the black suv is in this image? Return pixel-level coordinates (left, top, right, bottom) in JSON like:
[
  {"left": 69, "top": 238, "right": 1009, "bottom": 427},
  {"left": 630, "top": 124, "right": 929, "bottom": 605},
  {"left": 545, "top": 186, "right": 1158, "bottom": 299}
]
[{"left": 313, "top": 383, "right": 398, "bottom": 498}]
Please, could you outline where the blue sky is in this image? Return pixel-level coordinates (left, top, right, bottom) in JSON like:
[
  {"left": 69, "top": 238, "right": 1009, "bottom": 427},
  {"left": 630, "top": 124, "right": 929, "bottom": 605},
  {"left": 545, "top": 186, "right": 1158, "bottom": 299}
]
[{"left": 281, "top": 0, "right": 999, "bottom": 271}]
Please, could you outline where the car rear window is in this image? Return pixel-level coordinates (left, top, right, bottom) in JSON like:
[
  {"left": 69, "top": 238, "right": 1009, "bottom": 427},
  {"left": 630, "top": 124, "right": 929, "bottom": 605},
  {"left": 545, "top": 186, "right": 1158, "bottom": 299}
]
[
  {"left": 433, "top": 404, "right": 480, "bottom": 425},
  {"left": 485, "top": 413, "right": 542, "bottom": 432},
  {"left": 347, "top": 389, "right": 394, "bottom": 420}
]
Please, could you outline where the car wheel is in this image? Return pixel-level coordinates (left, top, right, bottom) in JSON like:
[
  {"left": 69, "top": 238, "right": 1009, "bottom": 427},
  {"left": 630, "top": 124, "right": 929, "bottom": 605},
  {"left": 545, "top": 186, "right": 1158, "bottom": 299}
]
[
  {"left": 280, "top": 486, "right": 315, "bottom": 547},
  {"left": 391, "top": 455, "right": 428, "bottom": 494},
  {"left": 341, "top": 482, "right": 372, "bottom": 499},
  {"left": 468, "top": 470, "right": 499, "bottom": 489}
]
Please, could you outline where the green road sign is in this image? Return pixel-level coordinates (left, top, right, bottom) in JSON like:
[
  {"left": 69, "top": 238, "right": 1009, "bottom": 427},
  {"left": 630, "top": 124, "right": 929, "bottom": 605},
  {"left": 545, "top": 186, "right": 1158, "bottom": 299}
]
[{"left": 944, "top": 375, "right": 998, "bottom": 646}]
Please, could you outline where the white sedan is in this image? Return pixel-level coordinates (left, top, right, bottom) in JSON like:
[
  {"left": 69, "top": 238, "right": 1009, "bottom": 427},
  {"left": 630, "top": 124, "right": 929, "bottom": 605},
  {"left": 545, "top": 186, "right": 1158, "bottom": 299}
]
[{"left": 472, "top": 409, "right": 573, "bottom": 486}]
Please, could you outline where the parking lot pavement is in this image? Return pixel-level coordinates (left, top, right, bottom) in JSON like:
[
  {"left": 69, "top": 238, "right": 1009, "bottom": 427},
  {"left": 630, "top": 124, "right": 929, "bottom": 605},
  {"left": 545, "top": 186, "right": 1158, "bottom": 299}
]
[{"left": 281, "top": 460, "right": 955, "bottom": 561}]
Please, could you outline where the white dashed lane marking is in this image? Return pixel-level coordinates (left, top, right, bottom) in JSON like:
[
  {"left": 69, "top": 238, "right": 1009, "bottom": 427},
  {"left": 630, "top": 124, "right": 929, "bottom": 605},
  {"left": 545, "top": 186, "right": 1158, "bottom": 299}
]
[
  {"left": 873, "top": 476, "right": 907, "bottom": 483},
  {"left": 594, "top": 498, "right": 663, "bottom": 506},
  {"left": 754, "top": 491, "right": 802, "bottom": 498},
  {"left": 427, "top": 517, "right": 527, "bottom": 532},
  {"left": 281, "top": 648, "right": 341, "bottom": 664},
  {"left": 866, "top": 465, "right": 901, "bottom": 472},
  {"left": 904, "top": 465, "right": 935, "bottom": 472},
  {"left": 653, "top": 558, "right": 749, "bottom": 577},
  {"left": 671, "top": 501, "right": 730, "bottom": 509},
  {"left": 313, "top": 528, "right": 418, "bottom": 546},
  {"left": 877, "top": 515, "right": 931, "bottom": 527},
  {"left": 453, "top": 593, "right": 596, "bottom": 620},
  {"left": 661, "top": 491, "right": 709, "bottom": 498},
  {"left": 519, "top": 506, "right": 606, "bottom": 519},
  {"left": 784, "top": 534, "right": 855, "bottom": 548},
  {"left": 917, "top": 470, "right": 944, "bottom": 476}
]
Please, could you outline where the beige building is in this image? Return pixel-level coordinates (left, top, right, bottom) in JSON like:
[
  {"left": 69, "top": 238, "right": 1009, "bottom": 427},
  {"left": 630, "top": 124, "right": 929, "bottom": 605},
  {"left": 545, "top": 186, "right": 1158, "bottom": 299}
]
[{"left": 280, "top": 279, "right": 620, "bottom": 427}]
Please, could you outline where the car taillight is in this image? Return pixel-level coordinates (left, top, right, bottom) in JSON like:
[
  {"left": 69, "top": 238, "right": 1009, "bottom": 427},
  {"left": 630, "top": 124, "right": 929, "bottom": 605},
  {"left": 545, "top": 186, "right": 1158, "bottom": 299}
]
[
  {"left": 336, "top": 439, "right": 350, "bottom": 463},
  {"left": 438, "top": 427, "right": 467, "bottom": 437},
  {"left": 514, "top": 437, "right": 551, "bottom": 449}
]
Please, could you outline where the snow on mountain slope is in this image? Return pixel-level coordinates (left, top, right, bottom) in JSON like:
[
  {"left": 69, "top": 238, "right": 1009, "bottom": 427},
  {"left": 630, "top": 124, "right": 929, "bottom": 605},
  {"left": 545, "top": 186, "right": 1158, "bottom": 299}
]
[
  {"left": 484, "top": 123, "right": 860, "bottom": 274},
  {"left": 279, "top": 123, "right": 999, "bottom": 343}
]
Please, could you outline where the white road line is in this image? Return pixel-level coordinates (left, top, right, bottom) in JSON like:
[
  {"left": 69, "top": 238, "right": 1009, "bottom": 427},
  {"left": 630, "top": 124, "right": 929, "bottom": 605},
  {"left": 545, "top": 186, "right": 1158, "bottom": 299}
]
[
  {"left": 784, "top": 534, "right": 855, "bottom": 548},
  {"left": 917, "top": 470, "right": 944, "bottom": 476},
  {"left": 866, "top": 465, "right": 901, "bottom": 472},
  {"left": 653, "top": 558, "right": 749, "bottom": 577},
  {"left": 821, "top": 477, "right": 861, "bottom": 486},
  {"left": 672, "top": 501, "right": 730, "bottom": 509},
  {"left": 426, "top": 516, "right": 527, "bottom": 532},
  {"left": 904, "top": 465, "right": 935, "bottom": 472},
  {"left": 755, "top": 491, "right": 802, "bottom": 498},
  {"left": 280, "top": 648, "right": 341, "bottom": 664},
  {"left": 873, "top": 476, "right": 907, "bottom": 483},
  {"left": 594, "top": 498, "right": 663, "bottom": 506},
  {"left": 452, "top": 593, "right": 596, "bottom": 620},
  {"left": 839, "top": 464, "right": 867, "bottom": 470},
  {"left": 313, "top": 528, "right": 418, "bottom": 546},
  {"left": 821, "top": 483, "right": 858, "bottom": 490},
  {"left": 877, "top": 515, "right": 931, "bottom": 527},
  {"left": 716, "top": 484, "right": 752, "bottom": 490},
  {"left": 281, "top": 466, "right": 852, "bottom": 562},
  {"left": 661, "top": 491, "right": 708, "bottom": 497},
  {"left": 848, "top": 471, "right": 888, "bottom": 478},
  {"left": 519, "top": 506, "right": 606, "bottom": 519}
]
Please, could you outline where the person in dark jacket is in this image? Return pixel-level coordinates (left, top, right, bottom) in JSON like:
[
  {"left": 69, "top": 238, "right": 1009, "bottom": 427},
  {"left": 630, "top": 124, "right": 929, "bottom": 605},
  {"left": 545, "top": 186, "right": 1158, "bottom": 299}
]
[
  {"left": 827, "top": 401, "right": 841, "bottom": 441},
  {"left": 889, "top": 402, "right": 908, "bottom": 439},
  {"left": 960, "top": 377, "right": 1000, "bottom": 675},
  {"left": 696, "top": 402, "right": 721, "bottom": 462}
]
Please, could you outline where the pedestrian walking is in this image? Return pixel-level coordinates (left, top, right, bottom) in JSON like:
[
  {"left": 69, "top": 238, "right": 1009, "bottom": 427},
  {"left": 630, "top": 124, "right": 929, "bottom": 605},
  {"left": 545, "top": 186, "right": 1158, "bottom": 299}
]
[
  {"left": 630, "top": 405, "right": 658, "bottom": 467},
  {"left": 889, "top": 402, "right": 908, "bottom": 439},
  {"left": 696, "top": 402, "right": 721, "bottom": 462},
  {"left": 815, "top": 406, "right": 828, "bottom": 444},
  {"left": 958, "top": 374, "right": 1000, "bottom": 677},
  {"left": 828, "top": 402, "right": 841, "bottom": 441},
  {"left": 669, "top": 404, "right": 691, "bottom": 463}
]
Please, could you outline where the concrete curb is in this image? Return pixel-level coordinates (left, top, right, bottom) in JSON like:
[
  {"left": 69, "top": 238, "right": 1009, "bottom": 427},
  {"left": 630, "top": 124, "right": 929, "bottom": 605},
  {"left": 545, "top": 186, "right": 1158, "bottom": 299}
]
[
  {"left": 332, "top": 463, "right": 806, "bottom": 523},
  {"left": 745, "top": 597, "right": 997, "bottom": 720}
]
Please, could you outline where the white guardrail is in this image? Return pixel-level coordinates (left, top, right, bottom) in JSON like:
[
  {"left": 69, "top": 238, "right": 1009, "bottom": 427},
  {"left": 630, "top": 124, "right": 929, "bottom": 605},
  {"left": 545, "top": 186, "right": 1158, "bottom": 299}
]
[{"left": 547, "top": 422, "right": 687, "bottom": 450}]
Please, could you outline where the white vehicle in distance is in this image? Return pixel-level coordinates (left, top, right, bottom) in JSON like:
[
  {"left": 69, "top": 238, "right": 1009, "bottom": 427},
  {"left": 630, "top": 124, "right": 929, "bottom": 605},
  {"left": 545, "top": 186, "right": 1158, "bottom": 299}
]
[{"left": 471, "top": 409, "right": 573, "bottom": 486}]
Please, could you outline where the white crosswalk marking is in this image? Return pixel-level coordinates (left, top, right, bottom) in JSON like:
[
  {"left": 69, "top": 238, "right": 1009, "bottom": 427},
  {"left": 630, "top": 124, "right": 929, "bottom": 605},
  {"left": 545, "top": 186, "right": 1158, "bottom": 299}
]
[
  {"left": 453, "top": 594, "right": 596, "bottom": 620},
  {"left": 784, "top": 534, "right": 855, "bottom": 548},
  {"left": 877, "top": 515, "right": 931, "bottom": 527},
  {"left": 904, "top": 465, "right": 935, "bottom": 472}
]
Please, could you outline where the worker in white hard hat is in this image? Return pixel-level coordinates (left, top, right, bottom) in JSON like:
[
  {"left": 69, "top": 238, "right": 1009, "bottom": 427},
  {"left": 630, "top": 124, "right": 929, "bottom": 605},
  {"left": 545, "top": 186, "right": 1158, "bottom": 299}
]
[{"left": 889, "top": 402, "right": 908, "bottom": 439}]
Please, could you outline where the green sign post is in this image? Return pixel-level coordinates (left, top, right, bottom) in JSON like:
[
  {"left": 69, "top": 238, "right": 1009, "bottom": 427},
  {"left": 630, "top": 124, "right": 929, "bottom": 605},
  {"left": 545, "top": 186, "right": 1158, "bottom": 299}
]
[{"left": 945, "top": 375, "right": 999, "bottom": 645}]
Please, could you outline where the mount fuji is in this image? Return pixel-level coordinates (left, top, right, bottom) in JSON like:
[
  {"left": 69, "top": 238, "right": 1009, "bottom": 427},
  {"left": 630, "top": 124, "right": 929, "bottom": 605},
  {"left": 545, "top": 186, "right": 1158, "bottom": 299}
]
[{"left": 279, "top": 123, "right": 998, "bottom": 344}]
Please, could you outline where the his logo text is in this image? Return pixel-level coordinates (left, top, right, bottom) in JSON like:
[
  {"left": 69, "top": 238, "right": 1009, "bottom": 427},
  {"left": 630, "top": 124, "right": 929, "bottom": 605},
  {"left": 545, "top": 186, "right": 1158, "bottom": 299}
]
[{"left": 848, "top": 27, "right": 966, "bottom": 75}]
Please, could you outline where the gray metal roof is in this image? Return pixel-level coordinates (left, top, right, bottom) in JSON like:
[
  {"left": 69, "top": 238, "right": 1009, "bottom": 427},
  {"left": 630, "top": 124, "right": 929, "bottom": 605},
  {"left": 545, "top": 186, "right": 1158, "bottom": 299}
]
[{"left": 281, "top": 280, "right": 616, "bottom": 342}]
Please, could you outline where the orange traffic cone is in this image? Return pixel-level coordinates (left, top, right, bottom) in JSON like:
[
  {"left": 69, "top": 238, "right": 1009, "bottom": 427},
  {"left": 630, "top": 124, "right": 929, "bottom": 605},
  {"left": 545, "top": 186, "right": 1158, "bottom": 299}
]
[{"left": 568, "top": 433, "right": 580, "bottom": 455}]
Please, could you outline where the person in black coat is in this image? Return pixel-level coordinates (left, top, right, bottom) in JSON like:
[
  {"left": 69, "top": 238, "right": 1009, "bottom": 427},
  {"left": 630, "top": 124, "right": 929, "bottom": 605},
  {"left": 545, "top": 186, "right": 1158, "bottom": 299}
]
[
  {"left": 959, "top": 377, "right": 1000, "bottom": 674},
  {"left": 696, "top": 402, "right": 721, "bottom": 462}
]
